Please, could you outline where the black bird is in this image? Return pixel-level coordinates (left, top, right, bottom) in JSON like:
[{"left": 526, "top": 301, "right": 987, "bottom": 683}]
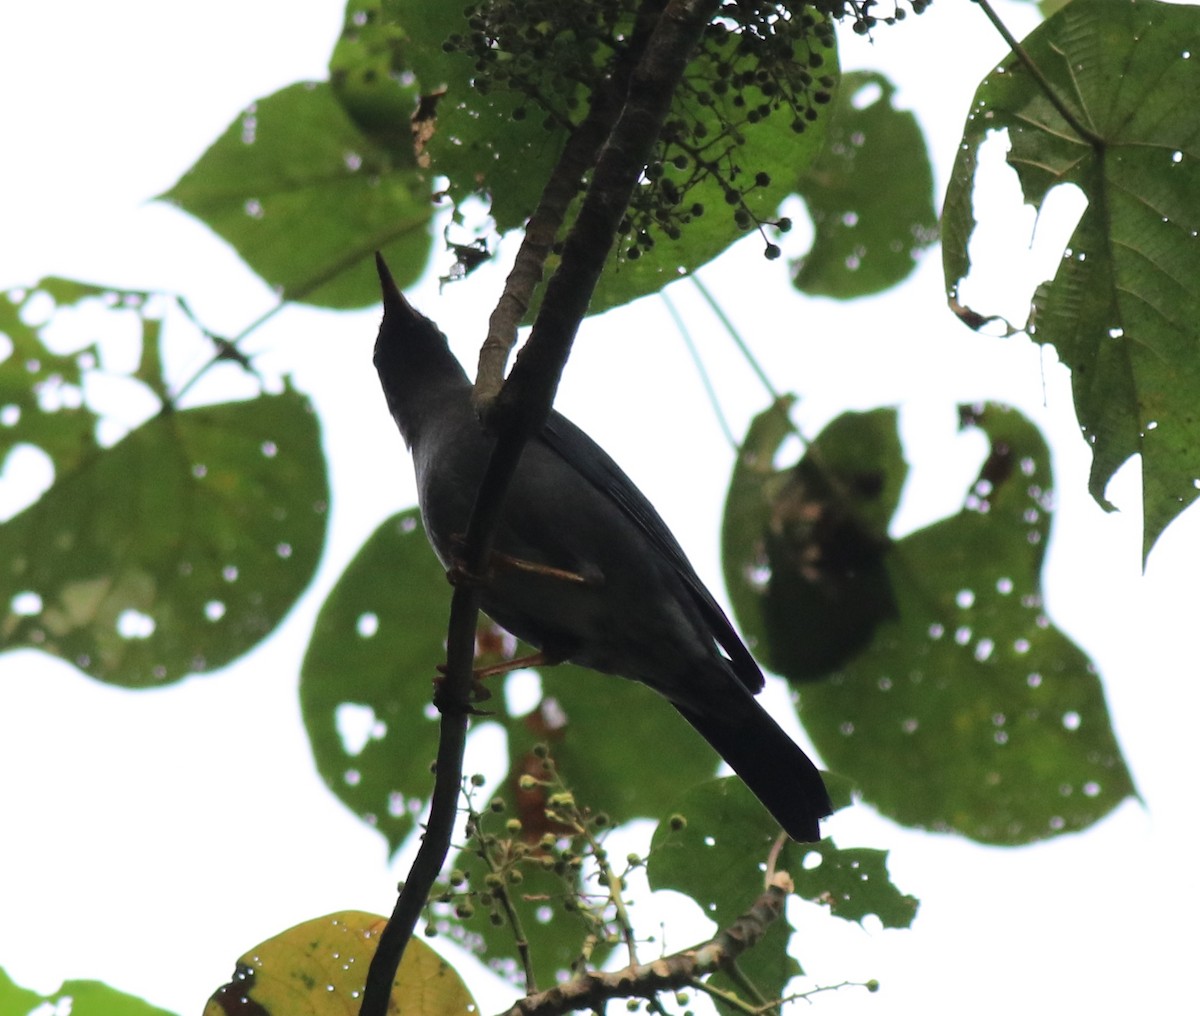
[{"left": 373, "top": 254, "right": 833, "bottom": 841}]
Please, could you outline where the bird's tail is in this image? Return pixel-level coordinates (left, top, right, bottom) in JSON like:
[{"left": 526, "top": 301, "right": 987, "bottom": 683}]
[{"left": 673, "top": 696, "right": 833, "bottom": 842}]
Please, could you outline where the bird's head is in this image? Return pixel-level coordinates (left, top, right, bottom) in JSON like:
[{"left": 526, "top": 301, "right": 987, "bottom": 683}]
[{"left": 373, "top": 253, "right": 470, "bottom": 448}]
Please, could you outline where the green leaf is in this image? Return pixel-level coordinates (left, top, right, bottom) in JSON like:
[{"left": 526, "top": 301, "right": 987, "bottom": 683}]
[
  {"left": 330, "top": 0, "right": 424, "bottom": 158},
  {"left": 647, "top": 778, "right": 915, "bottom": 997},
  {"left": 722, "top": 403, "right": 907, "bottom": 678},
  {"left": 793, "top": 71, "right": 937, "bottom": 298},
  {"left": 204, "top": 911, "right": 475, "bottom": 1016},
  {"left": 794, "top": 405, "right": 1137, "bottom": 844},
  {"left": 301, "top": 511, "right": 725, "bottom": 853},
  {"left": 1, "top": 966, "right": 177, "bottom": 1016},
  {"left": 0, "top": 388, "right": 328, "bottom": 686},
  {"left": 299, "top": 509, "right": 449, "bottom": 854},
  {"left": 789, "top": 838, "right": 919, "bottom": 930},
  {"left": 942, "top": 0, "right": 1200, "bottom": 557},
  {"left": 162, "top": 81, "right": 432, "bottom": 309},
  {"left": 647, "top": 778, "right": 804, "bottom": 996}
]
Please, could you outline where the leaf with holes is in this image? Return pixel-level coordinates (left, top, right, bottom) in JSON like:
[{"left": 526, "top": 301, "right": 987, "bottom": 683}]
[
  {"left": 162, "top": 81, "right": 432, "bottom": 309},
  {"left": 300, "top": 509, "right": 449, "bottom": 853},
  {"left": 791, "top": 405, "right": 1136, "bottom": 845},
  {"left": 793, "top": 71, "right": 937, "bottom": 298},
  {"left": 647, "top": 776, "right": 914, "bottom": 1000},
  {"left": 204, "top": 911, "right": 475, "bottom": 1016},
  {"left": 0, "top": 388, "right": 328, "bottom": 687},
  {"left": 943, "top": 0, "right": 1200, "bottom": 556}
]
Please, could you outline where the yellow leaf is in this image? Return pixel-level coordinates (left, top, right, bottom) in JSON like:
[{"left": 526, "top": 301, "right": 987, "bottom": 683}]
[{"left": 204, "top": 911, "right": 477, "bottom": 1016}]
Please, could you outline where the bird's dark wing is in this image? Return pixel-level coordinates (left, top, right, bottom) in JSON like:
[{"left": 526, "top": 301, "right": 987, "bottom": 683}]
[{"left": 540, "top": 412, "right": 764, "bottom": 693}]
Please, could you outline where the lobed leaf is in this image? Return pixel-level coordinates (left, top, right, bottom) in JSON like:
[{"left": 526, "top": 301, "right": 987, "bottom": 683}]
[
  {"left": 725, "top": 403, "right": 1136, "bottom": 844},
  {"left": 943, "top": 0, "right": 1200, "bottom": 556}
]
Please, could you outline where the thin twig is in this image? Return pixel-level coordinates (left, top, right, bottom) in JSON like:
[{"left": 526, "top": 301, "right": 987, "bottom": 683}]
[
  {"left": 661, "top": 289, "right": 738, "bottom": 451},
  {"left": 690, "top": 274, "right": 781, "bottom": 404},
  {"left": 497, "top": 873, "right": 793, "bottom": 1016}
]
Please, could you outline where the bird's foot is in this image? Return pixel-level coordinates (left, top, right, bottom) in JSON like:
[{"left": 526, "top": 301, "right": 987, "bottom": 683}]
[{"left": 432, "top": 671, "right": 495, "bottom": 716}]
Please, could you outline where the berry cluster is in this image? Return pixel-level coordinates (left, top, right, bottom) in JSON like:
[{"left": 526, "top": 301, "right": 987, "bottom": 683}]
[{"left": 444, "top": 1, "right": 924, "bottom": 260}]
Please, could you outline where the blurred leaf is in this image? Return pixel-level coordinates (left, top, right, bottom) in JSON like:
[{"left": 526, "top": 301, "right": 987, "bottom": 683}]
[
  {"left": 0, "top": 279, "right": 171, "bottom": 481},
  {"left": 796, "top": 405, "right": 1136, "bottom": 844},
  {"left": 0, "top": 966, "right": 176, "bottom": 1016},
  {"left": 536, "top": 663, "right": 721, "bottom": 823},
  {"left": 942, "top": 0, "right": 1200, "bottom": 557},
  {"left": 300, "top": 509, "right": 448, "bottom": 854},
  {"left": 789, "top": 839, "right": 918, "bottom": 930},
  {"left": 723, "top": 403, "right": 906, "bottom": 678},
  {"left": 162, "top": 81, "right": 432, "bottom": 309},
  {"left": 793, "top": 71, "right": 937, "bottom": 298},
  {"left": 330, "top": 0, "right": 423, "bottom": 157},
  {"left": 204, "top": 911, "right": 475, "bottom": 1016},
  {"left": 386, "top": 0, "right": 570, "bottom": 234},
  {"left": 0, "top": 385, "right": 328, "bottom": 686}
]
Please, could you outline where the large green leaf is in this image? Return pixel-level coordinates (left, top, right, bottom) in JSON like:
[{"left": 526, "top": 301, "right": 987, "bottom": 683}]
[
  {"left": 793, "top": 70, "right": 937, "bottom": 298},
  {"left": 725, "top": 403, "right": 1135, "bottom": 844},
  {"left": 1, "top": 966, "right": 176, "bottom": 1016},
  {"left": 162, "top": 81, "right": 432, "bottom": 309},
  {"left": 943, "top": 0, "right": 1200, "bottom": 556},
  {"left": 0, "top": 389, "right": 328, "bottom": 686}
]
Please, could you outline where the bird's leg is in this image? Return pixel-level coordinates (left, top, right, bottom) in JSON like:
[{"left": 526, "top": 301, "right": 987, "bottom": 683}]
[
  {"left": 445, "top": 534, "right": 595, "bottom": 587},
  {"left": 437, "top": 648, "right": 562, "bottom": 682}
]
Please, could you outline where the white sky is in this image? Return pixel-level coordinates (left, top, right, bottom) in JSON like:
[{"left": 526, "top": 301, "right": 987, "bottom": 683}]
[{"left": 1, "top": 2, "right": 1197, "bottom": 1015}]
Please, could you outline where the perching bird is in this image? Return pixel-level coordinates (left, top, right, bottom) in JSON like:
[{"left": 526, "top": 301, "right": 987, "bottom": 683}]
[{"left": 373, "top": 254, "right": 833, "bottom": 841}]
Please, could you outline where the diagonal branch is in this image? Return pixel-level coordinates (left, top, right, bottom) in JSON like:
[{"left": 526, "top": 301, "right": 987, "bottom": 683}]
[
  {"left": 497, "top": 873, "right": 794, "bottom": 1016},
  {"left": 476, "top": 0, "right": 669, "bottom": 404}
]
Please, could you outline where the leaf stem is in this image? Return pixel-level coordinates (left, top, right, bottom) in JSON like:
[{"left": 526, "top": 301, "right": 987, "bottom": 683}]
[
  {"left": 972, "top": 0, "right": 1103, "bottom": 148},
  {"left": 661, "top": 289, "right": 738, "bottom": 451},
  {"left": 690, "top": 274, "right": 780, "bottom": 404}
]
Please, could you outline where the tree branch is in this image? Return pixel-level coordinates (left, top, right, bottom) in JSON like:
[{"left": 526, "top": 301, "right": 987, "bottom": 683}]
[
  {"left": 496, "top": 873, "right": 794, "bottom": 1016},
  {"left": 475, "top": 0, "right": 669, "bottom": 404}
]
